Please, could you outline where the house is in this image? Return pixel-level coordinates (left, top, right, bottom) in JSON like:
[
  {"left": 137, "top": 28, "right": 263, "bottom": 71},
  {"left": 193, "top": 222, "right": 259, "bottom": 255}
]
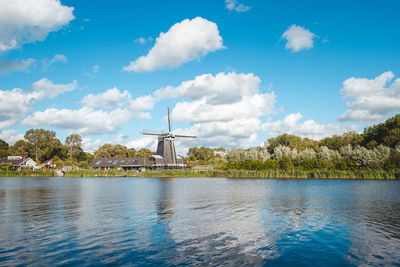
[
  {"left": 90, "top": 157, "right": 148, "bottom": 171},
  {"left": 37, "top": 160, "right": 56, "bottom": 169},
  {"left": 89, "top": 155, "right": 186, "bottom": 171},
  {"left": 1, "top": 156, "right": 37, "bottom": 170}
]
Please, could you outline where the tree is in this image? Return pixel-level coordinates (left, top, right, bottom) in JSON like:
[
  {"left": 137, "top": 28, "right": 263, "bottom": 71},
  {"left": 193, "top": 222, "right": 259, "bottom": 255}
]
[
  {"left": 24, "top": 129, "right": 57, "bottom": 162},
  {"left": 65, "top": 134, "right": 83, "bottom": 160},
  {"left": 94, "top": 144, "right": 133, "bottom": 158},
  {"left": 0, "top": 139, "right": 8, "bottom": 159},
  {"left": 136, "top": 148, "right": 152, "bottom": 157},
  {"left": 188, "top": 147, "right": 215, "bottom": 163},
  {"left": 8, "top": 140, "right": 30, "bottom": 158}
]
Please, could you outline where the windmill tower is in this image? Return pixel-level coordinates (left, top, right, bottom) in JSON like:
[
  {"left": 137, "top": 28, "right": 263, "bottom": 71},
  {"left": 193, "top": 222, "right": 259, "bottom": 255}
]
[{"left": 143, "top": 108, "right": 196, "bottom": 167}]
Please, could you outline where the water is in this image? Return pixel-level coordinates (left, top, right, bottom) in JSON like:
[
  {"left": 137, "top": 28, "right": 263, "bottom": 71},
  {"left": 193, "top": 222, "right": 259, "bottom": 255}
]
[{"left": 0, "top": 177, "right": 399, "bottom": 266}]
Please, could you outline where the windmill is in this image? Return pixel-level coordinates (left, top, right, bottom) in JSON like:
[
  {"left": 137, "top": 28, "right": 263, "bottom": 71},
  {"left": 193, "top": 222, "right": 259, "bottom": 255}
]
[{"left": 143, "top": 108, "right": 196, "bottom": 167}]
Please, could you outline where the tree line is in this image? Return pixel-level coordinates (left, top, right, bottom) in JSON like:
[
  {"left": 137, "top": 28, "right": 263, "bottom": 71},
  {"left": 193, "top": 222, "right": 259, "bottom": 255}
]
[
  {"left": 0, "top": 129, "right": 152, "bottom": 169},
  {"left": 1, "top": 114, "right": 399, "bottom": 171},
  {"left": 188, "top": 114, "right": 400, "bottom": 171}
]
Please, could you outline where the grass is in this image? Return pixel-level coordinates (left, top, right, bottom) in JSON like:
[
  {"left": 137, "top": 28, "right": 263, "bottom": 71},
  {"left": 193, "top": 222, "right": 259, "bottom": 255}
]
[{"left": 0, "top": 168, "right": 399, "bottom": 179}]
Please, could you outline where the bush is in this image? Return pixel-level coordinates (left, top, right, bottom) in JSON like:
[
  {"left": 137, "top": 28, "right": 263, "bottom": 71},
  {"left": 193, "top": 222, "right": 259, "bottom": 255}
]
[
  {"left": 280, "top": 156, "right": 294, "bottom": 171},
  {"left": 264, "top": 159, "right": 279, "bottom": 170}
]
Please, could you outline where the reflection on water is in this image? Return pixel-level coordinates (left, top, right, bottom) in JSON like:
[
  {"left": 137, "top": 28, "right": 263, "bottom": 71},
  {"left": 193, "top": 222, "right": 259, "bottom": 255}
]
[{"left": 0, "top": 177, "right": 399, "bottom": 266}]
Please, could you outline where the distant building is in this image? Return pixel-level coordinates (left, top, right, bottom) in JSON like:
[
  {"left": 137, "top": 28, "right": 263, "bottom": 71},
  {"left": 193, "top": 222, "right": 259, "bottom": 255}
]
[
  {"left": 0, "top": 156, "right": 37, "bottom": 170},
  {"left": 37, "top": 160, "right": 56, "bottom": 169},
  {"left": 90, "top": 155, "right": 185, "bottom": 171}
]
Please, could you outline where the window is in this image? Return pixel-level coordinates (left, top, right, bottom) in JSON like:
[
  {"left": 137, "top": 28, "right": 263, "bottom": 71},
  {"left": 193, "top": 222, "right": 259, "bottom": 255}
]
[{"left": 95, "top": 160, "right": 102, "bottom": 165}]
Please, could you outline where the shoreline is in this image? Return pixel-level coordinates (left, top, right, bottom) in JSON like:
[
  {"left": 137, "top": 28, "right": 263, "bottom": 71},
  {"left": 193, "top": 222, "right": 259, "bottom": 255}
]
[{"left": 1, "top": 169, "right": 399, "bottom": 180}]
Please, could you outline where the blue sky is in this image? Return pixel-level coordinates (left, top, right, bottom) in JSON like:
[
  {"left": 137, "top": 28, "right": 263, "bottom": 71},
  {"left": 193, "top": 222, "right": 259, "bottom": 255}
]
[{"left": 0, "top": 0, "right": 400, "bottom": 153}]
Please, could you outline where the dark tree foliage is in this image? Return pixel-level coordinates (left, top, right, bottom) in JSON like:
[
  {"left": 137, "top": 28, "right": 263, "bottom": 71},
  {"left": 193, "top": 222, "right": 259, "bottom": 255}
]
[
  {"left": 8, "top": 140, "right": 30, "bottom": 158},
  {"left": 188, "top": 147, "right": 215, "bottom": 162},
  {"left": 0, "top": 139, "right": 8, "bottom": 159},
  {"left": 363, "top": 114, "right": 400, "bottom": 147},
  {"left": 319, "top": 131, "right": 363, "bottom": 151},
  {"left": 267, "top": 134, "right": 318, "bottom": 153}
]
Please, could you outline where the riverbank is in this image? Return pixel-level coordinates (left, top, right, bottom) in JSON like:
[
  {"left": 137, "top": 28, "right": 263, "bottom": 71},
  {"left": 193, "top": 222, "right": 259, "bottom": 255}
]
[{"left": 1, "top": 169, "right": 399, "bottom": 179}]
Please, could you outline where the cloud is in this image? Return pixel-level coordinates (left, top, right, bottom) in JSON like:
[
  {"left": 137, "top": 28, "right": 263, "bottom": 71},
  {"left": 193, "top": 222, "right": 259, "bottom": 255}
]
[
  {"left": 225, "top": 0, "right": 251, "bottom": 13},
  {"left": 23, "top": 87, "right": 154, "bottom": 135},
  {"left": 282, "top": 24, "right": 316, "bottom": 52},
  {"left": 21, "top": 107, "right": 132, "bottom": 135},
  {"left": 0, "top": 78, "right": 77, "bottom": 129},
  {"left": 83, "top": 87, "right": 131, "bottom": 108},
  {"left": 338, "top": 71, "right": 400, "bottom": 121},
  {"left": 0, "top": 129, "right": 24, "bottom": 145},
  {"left": 42, "top": 54, "right": 67, "bottom": 71},
  {"left": 262, "top": 113, "right": 358, "bottom": 140},
  {"left": 154, "top": 72, "right": 276, "bottom": 148},
  {"left": 92, "top": 65, "right": 100, "bottom": 73},
  {"left": 134, "top": 36, "right": 153, "bottom": 45},
  {"left": 0, "top": 0, "right": 75, "bottom": 53},
  {"left": 83, "top": 87, "right": 155, "bottom": 111},
  {"left": 126, "top": 136, "right": 158, "bottom": 151},
  {"left": 154, "top": 72, "right": 261, "bottom": 104},
  {"left": 0, "top": 58, "right": 36, "bottom": 75},
  {"left": 123, "top": 17, "right": 224, "bottom": 72}
]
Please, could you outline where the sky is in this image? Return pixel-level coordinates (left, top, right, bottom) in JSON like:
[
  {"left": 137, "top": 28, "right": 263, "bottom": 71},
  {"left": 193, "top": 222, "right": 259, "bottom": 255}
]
[{"left": 0, "top": 0, "right": 400, "bottom": 154}]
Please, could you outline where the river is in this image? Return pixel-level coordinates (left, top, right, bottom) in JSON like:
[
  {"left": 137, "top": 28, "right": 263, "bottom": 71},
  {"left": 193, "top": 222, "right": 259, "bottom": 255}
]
[{"left": 0, "top": 177, "right": 399, "bottom": 266}]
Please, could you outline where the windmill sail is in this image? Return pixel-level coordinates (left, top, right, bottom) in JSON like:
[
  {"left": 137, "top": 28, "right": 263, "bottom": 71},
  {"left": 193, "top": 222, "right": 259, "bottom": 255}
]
[{"left": 143, "top": 107, "right": 196, "bottom": 168}]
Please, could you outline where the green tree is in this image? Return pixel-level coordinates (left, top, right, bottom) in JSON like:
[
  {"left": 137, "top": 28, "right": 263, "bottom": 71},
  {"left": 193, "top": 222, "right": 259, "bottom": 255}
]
[
  {"left": 8, "top": 140, "right": 30, "bottom": 158},
  {"left": 0, "top": 139, "right": 8, "bottom": 159},
  {"left": 136, "top": 148, "right": 152, "bottom": 157},
  {"left": 65, "top": 134, "right": 83, "bottom": 160},
  {"left": 24, "top": 129, "right": 57, "bottom": 162}
]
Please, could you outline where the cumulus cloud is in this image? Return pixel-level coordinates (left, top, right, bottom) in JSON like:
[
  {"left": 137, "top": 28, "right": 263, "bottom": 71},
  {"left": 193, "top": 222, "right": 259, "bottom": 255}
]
[
  {"left": 282, "top": 24, "right": 316, "bottom": 52},
  {"left": 0, "top": 0, "right": 75, "bottom": 53},
  {"left": 338, "top": 71, "right": 400, "bottom": 121},
  {"left": 0, "top": 58, "right": 36, "bottom": 75},
  {"left": 23, "top": 87, "right": 154, "bottom": 135},
  {"left": 0, "top": 78, "right": 77, "bottom": 129},
  {"left": 0, "top": 129, "right": 24, "bottom": 145},
  {"left": 225, "top": 0, "right": 251, "bottom": 13},
  {"left": 262, "top": 113, "right": 358, "bottom": 140},
  {"left": 126, "top": 136, "right": 158, "bottom": 151},
  {"left": 123, "top": 17, "right": 224, "bottom": 72},
  {"left": 21, "top": 107, "right": 132, "bottom": 135},
  {"left": 83, "top": 87, "right": 155, "bottom": 111},
  {"left": 83, "top": 87, "right": 131, "bottom": 108},
  {"left": 154, "top": 72, "right": 276, "bottom": 147},
  {"left": 154, "top": 72, "right": 261, "bottom": 104}
]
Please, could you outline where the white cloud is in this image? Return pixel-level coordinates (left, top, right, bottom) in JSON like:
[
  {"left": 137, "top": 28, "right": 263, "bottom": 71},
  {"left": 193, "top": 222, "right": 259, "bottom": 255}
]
[
  {"left": 0, "top": 0, "right": 75, "bottom": 53},
  {"left": 262, "top": 113, "right": 358, "bottom": 140},
  {"left": 225, "top": 0, "right": 251, "bottom": 13},
  {"left": 0, "top": 58, "right": 36, "bottom": 75},
  {"left": 123, "top": 17, "right": 224, "bottom": 72},
  {"left": 126, "top": 136, "right": 158, "bottom": 151},
  {"left": 154, "top": 72, "right": 261, "bottom": 104},
  {"left": 83, "top": 87, "right": 155, "bottom": 111},
  {"left": 282, "top": 24, "right": 316, "bottom": 52},
  {"left": 0, "top": 129, "right": 24, "bottom": 145},
  {"left": 134, "top": 36, "right": 153, "bottom": 45},
  {"left": 83, "top": 87, "right": 131, "bottom": 108},
  {"left": 154, "top": 72, "right": 276, "bottom": 148},
  {"left": 0, "top": 78, "right": 77, "bottom": 129},
  {"left": 22, "top": 87, "right": 154, "bottom": 135},
  {"left": 21, "top": 107, "right": 132, "bottom": 135},
  {"left": 338, "top": 71, "right": 400, "bottom": 121}
]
